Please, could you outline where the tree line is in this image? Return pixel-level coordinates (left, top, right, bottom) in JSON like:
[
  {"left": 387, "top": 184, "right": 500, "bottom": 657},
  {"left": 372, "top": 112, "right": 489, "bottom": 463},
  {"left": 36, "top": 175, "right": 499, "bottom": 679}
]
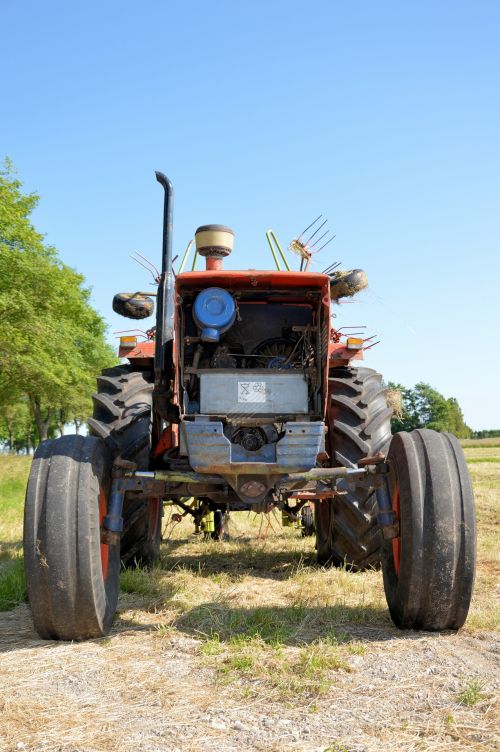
[
  {"left": 470, "top": 429, "right": 500, "bottom": 440},
  {"left": 0, "top": 159, "right": 116, "bottom": 451}
]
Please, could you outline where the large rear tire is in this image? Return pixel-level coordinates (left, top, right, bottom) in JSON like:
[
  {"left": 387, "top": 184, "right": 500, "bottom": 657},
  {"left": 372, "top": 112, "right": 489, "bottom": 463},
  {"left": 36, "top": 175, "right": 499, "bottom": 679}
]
[
  {"left": 316, "top": 367, "right": 392, "bottom": 569},
  {"left": 24, "top": 435, "right": 120, "bottom": 640},
  {"left": 382, "top": 429, "right": 476, "bottom": 630},
  {"left": 88, "top": 365, "right": 161, "bottom": 567}
]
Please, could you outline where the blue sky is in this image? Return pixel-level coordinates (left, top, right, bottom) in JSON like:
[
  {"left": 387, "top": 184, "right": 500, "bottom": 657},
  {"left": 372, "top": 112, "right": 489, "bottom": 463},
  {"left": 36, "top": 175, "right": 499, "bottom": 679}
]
[{"left": 2, "top": 0, "right": 499, "bottom": 429}]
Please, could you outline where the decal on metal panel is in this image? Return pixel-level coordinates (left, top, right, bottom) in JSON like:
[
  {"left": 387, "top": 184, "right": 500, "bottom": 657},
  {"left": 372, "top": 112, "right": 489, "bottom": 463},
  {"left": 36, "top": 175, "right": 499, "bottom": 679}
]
[{"left": 238, "top": 381, "right": 267, "bottom": 403}]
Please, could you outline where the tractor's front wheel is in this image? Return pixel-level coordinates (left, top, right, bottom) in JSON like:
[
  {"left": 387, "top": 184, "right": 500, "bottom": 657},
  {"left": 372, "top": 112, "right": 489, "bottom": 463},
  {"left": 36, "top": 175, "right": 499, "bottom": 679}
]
[
  {"left": 382, "top": 429, "right": 476, "bottom": 631},
  {"left": 24, "top": 435, "right": 120, "bottom": 640}
]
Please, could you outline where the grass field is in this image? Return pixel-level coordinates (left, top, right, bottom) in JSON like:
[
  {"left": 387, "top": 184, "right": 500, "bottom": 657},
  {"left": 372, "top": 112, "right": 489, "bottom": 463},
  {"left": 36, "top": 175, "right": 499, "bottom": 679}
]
[{"left": 0, "top": 440, "right": 498, "bottom": 752}]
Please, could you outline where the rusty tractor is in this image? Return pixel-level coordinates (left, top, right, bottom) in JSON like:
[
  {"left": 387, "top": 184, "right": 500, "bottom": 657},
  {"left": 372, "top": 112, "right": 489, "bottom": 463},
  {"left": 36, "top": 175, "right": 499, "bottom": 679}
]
[{"left": 24, "top": 172, "right": 476, "bottom": 640}]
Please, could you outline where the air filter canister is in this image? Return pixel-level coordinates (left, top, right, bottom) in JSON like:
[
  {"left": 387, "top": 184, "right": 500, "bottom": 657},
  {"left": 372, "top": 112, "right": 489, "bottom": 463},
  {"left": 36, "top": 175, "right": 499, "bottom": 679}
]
[{"left": 195, "top": 224, "right": 234, "bottom": 270}]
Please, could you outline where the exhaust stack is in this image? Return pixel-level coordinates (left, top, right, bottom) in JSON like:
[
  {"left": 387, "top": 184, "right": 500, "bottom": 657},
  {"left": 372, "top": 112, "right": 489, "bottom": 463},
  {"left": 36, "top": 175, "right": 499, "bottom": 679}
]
[
  {"left": 195, "top": 224, "right": 234, "bottom": 271},
  {"left": 154, "top": 171, "right": 175, "bottom": 386}
]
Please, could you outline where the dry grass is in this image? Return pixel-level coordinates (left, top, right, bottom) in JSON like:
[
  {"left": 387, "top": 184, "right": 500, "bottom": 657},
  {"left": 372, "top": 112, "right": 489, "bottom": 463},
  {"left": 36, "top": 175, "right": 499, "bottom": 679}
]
[{"left": 0, "top": 448, "right": 498, "bottom": 751}]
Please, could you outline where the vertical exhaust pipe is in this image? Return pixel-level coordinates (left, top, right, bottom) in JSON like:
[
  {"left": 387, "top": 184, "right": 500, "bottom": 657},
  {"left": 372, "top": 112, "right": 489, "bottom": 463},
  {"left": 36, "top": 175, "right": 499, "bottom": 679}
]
[
  {"left": 155, "top": 171, "right": 174, "bottom": 278},
  {"left": 154, "top": 171, "right": 174, "bottom": 396}
]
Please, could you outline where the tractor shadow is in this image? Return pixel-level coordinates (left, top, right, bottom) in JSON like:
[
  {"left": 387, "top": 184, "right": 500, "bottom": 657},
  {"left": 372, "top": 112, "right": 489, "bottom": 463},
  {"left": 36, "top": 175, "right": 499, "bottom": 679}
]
[
  {"left": 0, "top": 599, "right": 449, "bottom": 654},
  {"left": 0, "top": 592, "right": 437, "bottom": 654},
  {"left": 161, "top": 541, "right": 319, "bottom": 582},
  {"left": 157, "top": 544, "right": 436, "bottom": 646},
  {"left": 169, "top": 602, "right": 435, "bottom": 646}
]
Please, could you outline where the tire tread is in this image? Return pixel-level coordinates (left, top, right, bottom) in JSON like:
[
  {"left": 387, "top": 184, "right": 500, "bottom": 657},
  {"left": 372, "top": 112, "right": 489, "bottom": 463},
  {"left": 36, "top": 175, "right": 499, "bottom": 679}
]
[{"left": 315, "top": 367, "right": 392, "bottom": 569}]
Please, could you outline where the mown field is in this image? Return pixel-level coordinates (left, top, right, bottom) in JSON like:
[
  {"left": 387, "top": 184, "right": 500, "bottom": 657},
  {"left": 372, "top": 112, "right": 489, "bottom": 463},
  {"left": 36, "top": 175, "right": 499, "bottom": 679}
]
[{"left": 0, "top": 441, "right": 498, "bottom": 752}]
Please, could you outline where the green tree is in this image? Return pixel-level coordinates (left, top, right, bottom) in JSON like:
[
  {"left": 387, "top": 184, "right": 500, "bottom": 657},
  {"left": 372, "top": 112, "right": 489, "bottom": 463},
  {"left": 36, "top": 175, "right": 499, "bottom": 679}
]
[
  {"left": 388, "top": 382, "right": 471, "bottom": 438},
  {"left": 446, "top": 397, "right": 472, "bottom": 439},
  {"left": 0, "top": 398, "right": 34, "bottom": 453},
  {"left": 0, "top": 159, "right": 116, "bottom": 443},
  {"left": 413, "top": 383, "right": 451, "bottom": 432}
]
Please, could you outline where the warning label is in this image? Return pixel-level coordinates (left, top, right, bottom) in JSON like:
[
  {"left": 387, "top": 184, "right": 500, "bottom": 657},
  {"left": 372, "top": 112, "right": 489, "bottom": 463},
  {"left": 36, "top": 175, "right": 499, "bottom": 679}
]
[{"left": 238, "top": 381, "right": 267, "bottom": 403}]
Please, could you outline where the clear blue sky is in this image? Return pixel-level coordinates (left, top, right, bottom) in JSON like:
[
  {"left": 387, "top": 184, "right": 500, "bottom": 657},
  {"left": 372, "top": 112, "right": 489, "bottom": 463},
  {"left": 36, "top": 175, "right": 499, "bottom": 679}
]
[{"left": 2, "top": 0, "right": 499, "bottom": 429}]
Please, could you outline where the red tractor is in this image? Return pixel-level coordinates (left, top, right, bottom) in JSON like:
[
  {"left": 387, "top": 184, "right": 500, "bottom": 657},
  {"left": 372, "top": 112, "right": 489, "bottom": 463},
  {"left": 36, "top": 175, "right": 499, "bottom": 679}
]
[{"left": 24, "top": 172, "right": 476, "bottom": 640}]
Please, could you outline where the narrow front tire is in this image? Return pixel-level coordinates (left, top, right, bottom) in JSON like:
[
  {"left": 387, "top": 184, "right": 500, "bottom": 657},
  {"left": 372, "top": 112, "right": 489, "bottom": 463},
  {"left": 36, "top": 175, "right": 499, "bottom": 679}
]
[
  {"left": 24, "top": 435, "right": 120, "bottom": 640},
  {"left": 382, "top": 429, "right": 476, "bottom": 631}
]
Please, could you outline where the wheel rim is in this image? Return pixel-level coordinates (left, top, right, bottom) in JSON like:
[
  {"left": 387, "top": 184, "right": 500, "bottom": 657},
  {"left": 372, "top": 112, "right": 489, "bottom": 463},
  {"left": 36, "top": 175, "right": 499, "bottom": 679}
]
[
  {"left": 391, "top": 480, "right": 401, "bottom": 577},
  {"left": 98, "top": 487, "right": 110, "bottom": 581}
]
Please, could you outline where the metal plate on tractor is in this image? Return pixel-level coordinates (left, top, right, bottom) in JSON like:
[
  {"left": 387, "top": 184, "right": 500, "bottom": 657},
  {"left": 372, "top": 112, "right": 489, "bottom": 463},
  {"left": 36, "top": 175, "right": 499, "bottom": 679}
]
[
  {"left": 182, "top": 418, "right": 324, "bottom": 471},
  {"left": 199, "top": 371, "right": 308, "bottom": 415}
]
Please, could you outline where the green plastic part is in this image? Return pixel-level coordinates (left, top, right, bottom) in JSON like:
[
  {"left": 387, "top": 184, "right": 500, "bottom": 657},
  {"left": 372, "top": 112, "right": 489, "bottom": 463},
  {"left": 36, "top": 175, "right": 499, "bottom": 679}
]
[
  {"left": 191, "top": 249, "right": 199, "bottom": 271},
  {"left": 178, "top": 239, "right": 194, "bottom": 273},
  {"left": 266, "top": 229, "right": 290, "bottom": 271}
]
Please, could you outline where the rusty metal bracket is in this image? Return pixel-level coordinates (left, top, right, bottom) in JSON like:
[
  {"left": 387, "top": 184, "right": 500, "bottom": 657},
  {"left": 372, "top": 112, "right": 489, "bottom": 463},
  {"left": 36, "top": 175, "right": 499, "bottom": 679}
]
[{"left": 357, "top": 452, "right": 386, "bottom": 467}]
